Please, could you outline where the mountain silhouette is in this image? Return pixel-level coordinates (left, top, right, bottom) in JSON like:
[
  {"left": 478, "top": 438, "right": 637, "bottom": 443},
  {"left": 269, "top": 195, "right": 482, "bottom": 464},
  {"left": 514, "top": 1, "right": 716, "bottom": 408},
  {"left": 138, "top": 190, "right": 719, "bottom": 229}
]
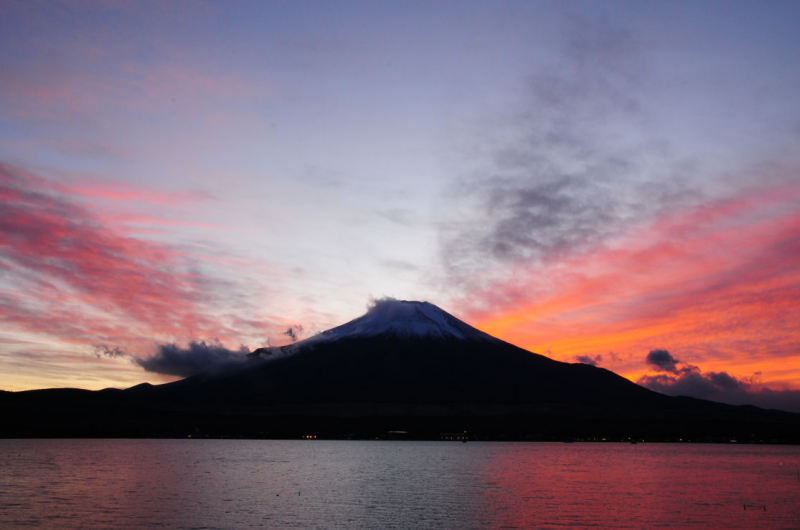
[{"left": 3, "top": 300, "right": 799, "bottom": 441}]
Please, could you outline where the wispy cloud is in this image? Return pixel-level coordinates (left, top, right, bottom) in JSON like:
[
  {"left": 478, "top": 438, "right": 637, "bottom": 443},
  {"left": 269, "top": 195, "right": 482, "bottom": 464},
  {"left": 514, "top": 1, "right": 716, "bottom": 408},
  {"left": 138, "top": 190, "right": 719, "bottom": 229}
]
[
  {"left": 440, "top": 21, "right": 700, "bottom": 289},
  {"left": 282, "top": 325, "right": 303, "bottom": 343},
  {"left": 0, "top": 9, "right": 265, "bottom": 122},
  {"left": 0, "top": 162, "right": 300, "bottom": 388},
  {"left": 55, "top": 181, "right": 214, "bottom": 206},
  {"left": 0, "top": 162, "right": 216, "bottom": 340}
]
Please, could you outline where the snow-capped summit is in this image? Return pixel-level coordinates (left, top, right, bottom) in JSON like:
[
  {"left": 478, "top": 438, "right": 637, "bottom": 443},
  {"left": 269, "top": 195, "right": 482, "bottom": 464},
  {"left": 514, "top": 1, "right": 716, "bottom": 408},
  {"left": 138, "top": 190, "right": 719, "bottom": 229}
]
[{"left": 307, "top": 299, "right": 495, "bottom": 343}]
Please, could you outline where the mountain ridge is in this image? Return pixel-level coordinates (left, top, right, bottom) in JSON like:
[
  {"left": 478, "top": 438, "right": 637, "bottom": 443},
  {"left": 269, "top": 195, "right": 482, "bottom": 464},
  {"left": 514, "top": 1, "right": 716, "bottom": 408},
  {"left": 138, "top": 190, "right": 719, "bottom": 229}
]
[{"left": 2, "top": 300, "right": 799, "bottom": 441}]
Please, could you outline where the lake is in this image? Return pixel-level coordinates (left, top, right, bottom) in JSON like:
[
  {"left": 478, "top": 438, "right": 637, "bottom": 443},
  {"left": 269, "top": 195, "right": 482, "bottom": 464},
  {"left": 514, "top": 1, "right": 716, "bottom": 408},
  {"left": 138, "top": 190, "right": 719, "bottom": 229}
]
[{"left": 1, "top": 439, "right": 798, "bottom": 528}]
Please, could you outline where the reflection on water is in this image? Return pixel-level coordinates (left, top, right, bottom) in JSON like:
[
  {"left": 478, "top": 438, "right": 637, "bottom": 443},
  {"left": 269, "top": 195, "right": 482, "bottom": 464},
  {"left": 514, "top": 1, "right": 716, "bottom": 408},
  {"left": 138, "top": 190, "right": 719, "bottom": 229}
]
[
  {"left": 1, "top": 439, "right": 798, "bottom": 528},
  {"left": 473, "top": 443, "right": 800, "bottom": 527}
]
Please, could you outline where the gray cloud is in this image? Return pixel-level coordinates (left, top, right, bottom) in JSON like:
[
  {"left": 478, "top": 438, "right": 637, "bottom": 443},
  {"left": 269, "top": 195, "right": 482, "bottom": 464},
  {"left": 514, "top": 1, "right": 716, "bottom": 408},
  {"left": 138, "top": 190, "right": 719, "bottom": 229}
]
[
  {"left": 439, "top": 19, "right": 700, "bottom": 287},
  {"left": 136, "top": 341, "right": 250, "bottom": 377},
  {"left": 645, "top": 349, "right": 681, "bottom": 374},
  {"left": 283, "top": 325, "right": 303, "bottom": 343},
  {"left": 381, "top": 259, "right": 419, "bottom": 272},
  {"left": 94, "top": 344, "right": 128, "bottom": 359},
  {"left": 575, "top": 354, "right": 603, "bottom": 367},
  {"left": 376, "top": 208, "right": 415, "bottom": 225},
  {"left": 638, "top": 352, "right": 800, "bottom": 413}
]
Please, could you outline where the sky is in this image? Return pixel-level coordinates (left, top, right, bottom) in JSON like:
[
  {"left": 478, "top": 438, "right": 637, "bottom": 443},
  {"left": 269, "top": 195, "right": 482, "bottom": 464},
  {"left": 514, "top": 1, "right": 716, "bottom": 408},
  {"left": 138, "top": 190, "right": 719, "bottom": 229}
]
[{"left": 1, "top": 1, "right": 799, "bottom": 410}]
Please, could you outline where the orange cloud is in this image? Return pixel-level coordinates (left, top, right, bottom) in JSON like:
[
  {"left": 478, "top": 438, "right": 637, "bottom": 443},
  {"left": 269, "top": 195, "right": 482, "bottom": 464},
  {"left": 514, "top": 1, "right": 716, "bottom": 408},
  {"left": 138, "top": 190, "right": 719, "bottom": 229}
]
[{"left": 469, "top": 181, "right": 800, "bottom": 390}]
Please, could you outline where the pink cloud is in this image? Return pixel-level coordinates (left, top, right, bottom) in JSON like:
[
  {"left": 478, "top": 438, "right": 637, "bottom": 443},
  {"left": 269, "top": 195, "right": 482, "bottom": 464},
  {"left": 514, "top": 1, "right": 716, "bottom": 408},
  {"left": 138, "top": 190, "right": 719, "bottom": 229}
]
[
  {"left": 55, "top": 181, "right": 214, "bottom": 206},
  {"left": 0, "top": 48, "right": 268, "bottom": 123},
  {"left": 0, "top": 163, "right": 290, "bottom": 375},
  {"left": 0, "top": 166, "right": 208, "bottom": 337}
]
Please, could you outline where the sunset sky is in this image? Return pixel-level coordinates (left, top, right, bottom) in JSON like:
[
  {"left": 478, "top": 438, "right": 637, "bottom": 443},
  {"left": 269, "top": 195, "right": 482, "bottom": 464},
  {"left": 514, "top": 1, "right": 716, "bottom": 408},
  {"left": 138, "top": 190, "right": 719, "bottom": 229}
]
[{"left": 2, "top": 1, "right": 799, "bottom": 410}]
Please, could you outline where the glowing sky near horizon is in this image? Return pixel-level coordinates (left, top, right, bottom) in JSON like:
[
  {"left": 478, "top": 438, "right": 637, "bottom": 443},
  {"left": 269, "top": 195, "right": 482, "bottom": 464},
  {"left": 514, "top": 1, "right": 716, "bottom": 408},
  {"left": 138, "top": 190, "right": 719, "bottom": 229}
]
[{"left": 1, "top": 1, "right": 799, "bottom": 409}]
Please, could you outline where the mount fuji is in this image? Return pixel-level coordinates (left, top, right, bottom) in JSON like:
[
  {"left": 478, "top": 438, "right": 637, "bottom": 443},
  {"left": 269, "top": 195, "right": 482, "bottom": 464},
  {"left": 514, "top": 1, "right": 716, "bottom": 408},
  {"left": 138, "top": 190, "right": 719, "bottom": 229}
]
[
  {"left": 307, "top": 299, "right": 497, "bottom": 342},
  {"left": 3, "top": 299, "right": 799, "bottom": 440},
  {"left": 217, "top": 299, "right": 657, "bottom": 410}
]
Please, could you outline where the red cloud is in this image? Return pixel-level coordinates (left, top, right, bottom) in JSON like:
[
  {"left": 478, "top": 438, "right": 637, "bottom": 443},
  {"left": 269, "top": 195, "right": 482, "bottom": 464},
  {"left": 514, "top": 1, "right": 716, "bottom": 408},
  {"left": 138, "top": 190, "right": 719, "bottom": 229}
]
[
  {"left": 1, "top": 165, "right": 209, "bottom": 339},
  {"left": 0, "top": 163, "right": 279, "bottom": 361}
]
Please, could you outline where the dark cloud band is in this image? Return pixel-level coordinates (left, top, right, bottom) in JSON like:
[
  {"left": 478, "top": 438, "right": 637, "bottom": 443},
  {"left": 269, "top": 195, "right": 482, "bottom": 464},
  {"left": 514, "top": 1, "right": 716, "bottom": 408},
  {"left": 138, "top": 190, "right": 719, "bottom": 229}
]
[
  {"left": 136, "top": 341, "right": 250, "bottom": 378},
  {"left": 638, "top": 350, "right": 800, "bottom": 413}
]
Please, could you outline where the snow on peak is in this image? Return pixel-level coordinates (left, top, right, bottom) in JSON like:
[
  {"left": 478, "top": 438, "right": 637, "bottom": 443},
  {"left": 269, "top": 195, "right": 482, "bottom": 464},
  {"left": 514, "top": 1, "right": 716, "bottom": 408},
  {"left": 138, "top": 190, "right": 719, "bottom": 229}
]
[{"left": 308, "top": 299, "right": 493, "bottom": 343}]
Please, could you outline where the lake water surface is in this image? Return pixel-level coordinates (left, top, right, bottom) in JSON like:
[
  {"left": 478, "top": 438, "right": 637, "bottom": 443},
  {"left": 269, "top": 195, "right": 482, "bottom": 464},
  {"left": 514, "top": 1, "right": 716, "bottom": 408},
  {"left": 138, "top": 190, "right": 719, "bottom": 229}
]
[{"left": 1, "top": 439, "right": 799, "bottom": 528}]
